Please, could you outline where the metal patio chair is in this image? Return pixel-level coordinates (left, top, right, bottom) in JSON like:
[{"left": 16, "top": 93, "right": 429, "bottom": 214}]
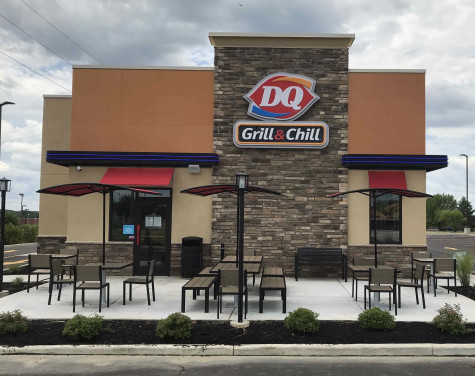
[
  {"left": 427, "top": 258, "right": 457, "bottom": 297},
  {"left": 27, "top": 254, "right": 51, "bottom": 292},
  {"left": 123, "top": 259, "right": 156, "bottom": 305},
  {"left": 217, "top": 269, "right": 248, "bottom": 319},
  {"left": 73, "top": 265, "right": 109, "bottom": 312},
  {"left": 364, "top": 267, "right": 397, "bottom": 315},
  {"left": 397, "top": 262, "right": 426, "bottom": 309},
  {"left": 48, "top": 259, "right": 74, "bottom": 305}
]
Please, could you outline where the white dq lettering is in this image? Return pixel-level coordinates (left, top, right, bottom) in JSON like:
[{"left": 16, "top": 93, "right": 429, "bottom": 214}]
[{"left": 260, "top": 86, "right": 304, "bottom": 110}]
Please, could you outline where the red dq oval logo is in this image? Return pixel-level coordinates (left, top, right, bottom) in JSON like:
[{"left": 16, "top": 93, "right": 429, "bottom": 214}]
[{"left": 244, "top": 73, "right": 320, "bottom": 121}]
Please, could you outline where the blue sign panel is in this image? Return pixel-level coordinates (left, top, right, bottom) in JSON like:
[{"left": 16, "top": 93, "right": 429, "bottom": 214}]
[{"left": 123, "top": 225, "right": 134, "bottom": 235}]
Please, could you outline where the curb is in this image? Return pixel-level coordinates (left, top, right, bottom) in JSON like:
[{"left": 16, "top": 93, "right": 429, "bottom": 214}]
[{"left": 2, "top": 344, "right": 475, "bottom": 357}]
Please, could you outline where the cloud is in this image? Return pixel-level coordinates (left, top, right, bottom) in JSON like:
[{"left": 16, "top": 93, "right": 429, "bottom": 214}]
[{"left": 0, "top": 0, "right": 473, "bottom": 210}]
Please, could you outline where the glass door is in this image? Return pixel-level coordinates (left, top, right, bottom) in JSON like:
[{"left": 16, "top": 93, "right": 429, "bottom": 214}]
[{"left": 133, "top": 190, "right": 171, "bottom": 276}]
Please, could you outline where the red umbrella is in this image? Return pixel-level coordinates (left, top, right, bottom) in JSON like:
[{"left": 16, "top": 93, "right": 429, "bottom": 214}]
[
  {"left": 328, "top": 187, "right": 432, "bottom": 268},
  {"left": 37, "top": 183, "right": 161, "bottom": 264}
]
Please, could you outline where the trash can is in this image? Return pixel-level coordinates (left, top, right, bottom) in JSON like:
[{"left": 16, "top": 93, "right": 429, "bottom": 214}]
[{"left": 181, "top": 236, "right": 203, "bottom": 278}]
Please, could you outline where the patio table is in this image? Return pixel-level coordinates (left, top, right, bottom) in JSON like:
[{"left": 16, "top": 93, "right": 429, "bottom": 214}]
[
  {"left": 210, "top": 262, "right": 261, "bottom": 286},
  {"left": 221, "top": 255, "right": 263, "bottom": 263}
]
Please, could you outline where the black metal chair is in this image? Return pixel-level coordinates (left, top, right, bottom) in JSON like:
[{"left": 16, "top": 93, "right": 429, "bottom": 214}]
[
  {"left": 217, "top": 269, "right": 248, "bottom": 319},
  {"left": 48, "top": 259, "right": 74, "bottom": 305},
  {"left": 73, "top": 265, "right": 109, "bottom": 312},
  {"left": 364, "top": 267, "right": 397, "bottom": 315},
  {"left": 351, "top": 256, "right": 374, "bottom": 301},
  {"left": 60, "top": 248, "right": 79, "bottom": 277},
  {"left": 123, "top": 259, "right": 156, "bottom": 305},
  {"left": 397, "top": 262, "right": 426, "bottom": 309},
  {"left": 411, "top": 251, "right": 431, "bottom": 282},
  {"left": 427, "top": 258, "right": 457, "bottom": 297},
  {"left": 27, "top": 254, "right": 51, "bottom": 292}
]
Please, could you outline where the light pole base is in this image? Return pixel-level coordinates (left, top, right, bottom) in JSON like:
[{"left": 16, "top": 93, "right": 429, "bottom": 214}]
[
  {"left": 230, "top": 319, "right": 250, "bottom": 328},
  {"left": 464, "top": 227, "right": 471, "bottom": 234}
]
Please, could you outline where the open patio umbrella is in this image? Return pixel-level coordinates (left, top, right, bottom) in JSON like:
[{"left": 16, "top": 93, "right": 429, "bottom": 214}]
[
  {"left": 328, "top": 185, "right": 431, "bottom": 268},
  {"left": 37, "top": 183, "right": 161, "bottom": 265},
  {"left": 181, "top": 173, "right": 281, "bottom": 323}
]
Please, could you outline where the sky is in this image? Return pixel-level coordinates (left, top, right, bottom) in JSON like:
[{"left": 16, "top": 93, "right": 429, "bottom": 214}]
[{"left": 0, "top": 0, "right": 473, "bottom": 212}]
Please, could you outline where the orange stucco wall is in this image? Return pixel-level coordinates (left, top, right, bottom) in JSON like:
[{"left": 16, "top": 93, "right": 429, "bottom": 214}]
[
  {"left": 70, "top": 68, "right": 214, "bottom": 153},
  {"left": 348, "top": 72, "right": 425, "bottom": 154}
]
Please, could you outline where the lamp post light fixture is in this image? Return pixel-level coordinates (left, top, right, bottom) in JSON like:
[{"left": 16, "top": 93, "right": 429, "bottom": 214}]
[
  {"left": 0, "top": 177, "right": 11, "bottom": 291},
  {"left": 459, "top": 154, "right": 470, "bottom": 233},
  {"left": 0, "top": 101, "right": 15, "bottom": 156}
]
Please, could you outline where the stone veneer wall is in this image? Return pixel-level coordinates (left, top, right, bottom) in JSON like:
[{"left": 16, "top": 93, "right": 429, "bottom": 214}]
[
  {"left": 347, "top": 245, "right": 428, "bottom": 278},
  {"left": 212, "top": 46, "right": 349, "bottom": 276}
]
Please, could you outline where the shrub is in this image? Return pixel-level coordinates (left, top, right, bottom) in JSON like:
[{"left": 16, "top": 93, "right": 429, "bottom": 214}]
[
  {"left": 63, "top": 315, "right": 106, "bottom": 341},
  {"left": 5, "top": 223, "right": 22, "bottom": 245},
  {"left": 20, "top": 225, "right": 38, "bottom": 243},
  {"left": 358, "top": 308, "right": 395, "bottom": 331},
  {"left": 433, "top": 303, "right": 470, "bottom": 335},
  {"left": 7, "top": 264, "right": 24, "bottom": 274},
  {"left": 456, "top": 252, "right": 473, "bottom": 288},
  {"left": 284, "top": 307, "right": 320, "bottom": 333},
  {"left": 0, "top": 310, "right": 28, "bottom": 335},
  {"left": 156, "top": 313, "right": 192, "bottom": 339}
]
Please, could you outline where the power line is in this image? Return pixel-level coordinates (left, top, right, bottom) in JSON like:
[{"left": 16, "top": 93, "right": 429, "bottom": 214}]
[
  {"left": 0, "top": 12, "right": 72, "bottom": 65},
  {"left": 20, "top": 0, "right": 104, "bottom": 65},
  {"left": 52, "top": 0, "right": 104, "bottom": 54},
  {"left": 0, "top": 48, "right": 71, "bottom": 92}
]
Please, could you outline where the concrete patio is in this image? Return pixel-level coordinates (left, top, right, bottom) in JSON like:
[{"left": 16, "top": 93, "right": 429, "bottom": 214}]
[{"left": 2, "top": 274, "right": 474, "bottom": 323}]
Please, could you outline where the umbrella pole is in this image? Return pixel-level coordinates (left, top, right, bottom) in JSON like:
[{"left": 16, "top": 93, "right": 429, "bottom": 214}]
[
  {"left": 372, "top": 192, "right": 378, "bottom": 268},
  {"left": 102, "top": 193, "right": 106, "bottom": 265},
  {"left": 235, "top": 192, "right": 239, "bottom": 268},
  {"left": 237, "top": 189, "right": 245, "bottom": 323}
]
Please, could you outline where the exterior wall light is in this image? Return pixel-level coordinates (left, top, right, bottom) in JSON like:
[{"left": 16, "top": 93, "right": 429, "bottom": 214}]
[{"left": 187, "top": 165, "right": 200, "bottom": 174}]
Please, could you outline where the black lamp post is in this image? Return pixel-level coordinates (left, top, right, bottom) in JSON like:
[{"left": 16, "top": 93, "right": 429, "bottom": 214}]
[
  {"left": 459, "top": 154, "right": 469, "bottom": 231},
  {"left": 235, "top": 173, "right": 248, "bottom": 323},
  {"left": 0, "top": 102, "right": 15, "bottom": 156},
  {"left": 0, "top": 177, "right": 11, "bottom": 291}
]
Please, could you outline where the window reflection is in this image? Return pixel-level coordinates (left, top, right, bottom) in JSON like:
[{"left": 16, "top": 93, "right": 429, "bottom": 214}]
[{"left": 370, "top": 192, "right": 401, "bottom": 244}]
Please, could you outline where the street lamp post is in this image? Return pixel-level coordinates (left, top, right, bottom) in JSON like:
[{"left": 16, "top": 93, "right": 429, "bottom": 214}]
[
  {"left": 460, "top": 154, "right": 470, "bottom": 233},
  {"left": 0, "top": 177, "right": 11, "bottom": 291},
  {"left": 235, "top": 173, "right": 248, "bottom": 323},
  {"left": 0, "top": 101, "right": 15, "bottom": 156},
  {"left": 19, "top": 193, "right": 24, "bottom": 225}
]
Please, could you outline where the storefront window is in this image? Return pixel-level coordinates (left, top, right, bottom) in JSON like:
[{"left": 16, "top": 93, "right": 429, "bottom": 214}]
[
  {"left": 109, "top": 189, "right": 171, "bottom": 241},
  {"left": 370, "top": 192, "right": 402, "bottom": 244},
  {"left": 110, "top": 190, "right": 135, "bottom": 241}
]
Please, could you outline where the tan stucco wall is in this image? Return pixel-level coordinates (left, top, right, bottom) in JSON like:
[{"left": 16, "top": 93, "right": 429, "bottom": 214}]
[
  {"left": 70, "top": 68, "right": 214, "bottom": 153},
  {"left": 38, "top": 97, "right": 71, "bottom": 236},
  {"left": 66, "top": 166, "right": 109, "bottom": 242},
  {"left": 348, "top": 170, "right": 427, "bottom": 246},
  {"left": 348, "top": 72, "right": 425, "bottom": 154},
  {"left": 60, "top": 166, "right": 212, "bottom": 244},
  {"left": 171, "top": 168, "right": 212, "bottom": 244}
]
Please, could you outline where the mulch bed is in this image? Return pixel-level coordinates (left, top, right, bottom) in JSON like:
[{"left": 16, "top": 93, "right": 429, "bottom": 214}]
[{"left": 1, "top": 320, "right": 475, "bottom": 347}]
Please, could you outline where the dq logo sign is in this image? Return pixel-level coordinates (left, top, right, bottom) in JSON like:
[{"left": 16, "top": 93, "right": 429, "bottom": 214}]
[{"left": 244, "top": 73, "right": 320, "bottom": 121}]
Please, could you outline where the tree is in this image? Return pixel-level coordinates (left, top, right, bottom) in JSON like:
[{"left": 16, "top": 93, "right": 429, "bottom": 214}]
[
  {"left": 5, "top": 211, "right": 19, "bottom": 226},
  {"left": 437, "top": 210, "right": 465, "bottom": 231},
  {"left": 458, "top": 197, "right": 474, "bottom": 228},
  {"left": 426, "top": 194, "right": 458, "bottom": 228}
]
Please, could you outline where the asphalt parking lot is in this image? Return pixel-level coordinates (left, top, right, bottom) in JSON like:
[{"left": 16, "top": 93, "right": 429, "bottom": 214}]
[{"left": 426, "top": 232, "right": 475, "bottom": 270}]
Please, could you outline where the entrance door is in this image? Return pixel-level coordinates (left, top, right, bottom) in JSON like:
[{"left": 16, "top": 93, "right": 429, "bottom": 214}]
[{"left": 133, "top": 190, "right": 171, "bottom": 276}]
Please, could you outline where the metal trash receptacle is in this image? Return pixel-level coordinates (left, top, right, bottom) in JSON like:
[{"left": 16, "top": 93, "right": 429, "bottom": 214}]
[{"left": 181, "top": 236, "right": 203, "bottom": 278}]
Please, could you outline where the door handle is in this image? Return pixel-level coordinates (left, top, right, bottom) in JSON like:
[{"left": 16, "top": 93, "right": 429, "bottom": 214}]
[{"left": 136, "top": 224, "right": 140, "bottom": 245}]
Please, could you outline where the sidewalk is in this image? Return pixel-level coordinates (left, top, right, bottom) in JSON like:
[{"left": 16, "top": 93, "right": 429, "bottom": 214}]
[{"left": 1, "top": 274, "right": 474, "bottom": 322}]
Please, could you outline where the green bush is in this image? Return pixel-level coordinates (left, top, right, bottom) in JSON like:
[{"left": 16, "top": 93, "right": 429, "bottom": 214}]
[
  {"left": 358, "top": 308, "right": 395, "bottom": 331},
  {"left": 7, "top": 264, "right": 24, "bottom": 274},
  {"left": 284, "top": 307, "right": 320, "bottom": 333},
  {"left": 433, "top": 303, "right": 470, "bottom": 335},
  {"left": 5, "top": 212, "right": 19, "bottom": 226},
  {"left": 63, "top": 315, "right": 107, "bottom": 341},
  {"left": 156, "top": 313, "right": 192, "bottom": 339},
  {"left": 20, "top": 225, "right": 38, "bottom": 243},
  {"left": 0, "top": 310, "right": 28, "bottom": 335},
  {"left": 9, "top": 277, "right": 25, "bottom": 293},
  {"left": 456, "top": 252, "right": 473, "bottom": 288},
  {"left": 5, "top": 223, "right": 22, "bottom": 245}
]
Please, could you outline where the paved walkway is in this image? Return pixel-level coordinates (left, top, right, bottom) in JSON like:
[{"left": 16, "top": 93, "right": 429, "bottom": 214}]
[{"left": 2, "top": 274, "right": 474, "bottom": 323}]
